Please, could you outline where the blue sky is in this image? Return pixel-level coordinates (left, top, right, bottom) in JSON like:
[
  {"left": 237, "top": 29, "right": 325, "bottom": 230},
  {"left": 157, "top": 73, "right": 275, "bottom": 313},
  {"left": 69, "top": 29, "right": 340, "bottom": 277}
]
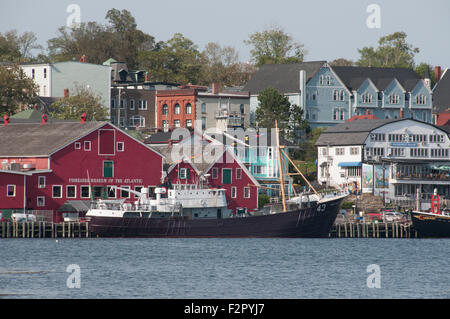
[{"left": 1, "top": 0, "right": 449, "bottom": 68}]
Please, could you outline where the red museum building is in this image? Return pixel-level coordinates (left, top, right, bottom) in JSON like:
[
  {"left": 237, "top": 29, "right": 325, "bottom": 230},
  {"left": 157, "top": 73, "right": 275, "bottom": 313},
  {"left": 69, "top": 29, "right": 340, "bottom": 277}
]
[{"left": 0, "top": 121, "right": 164, "bottom": 222}]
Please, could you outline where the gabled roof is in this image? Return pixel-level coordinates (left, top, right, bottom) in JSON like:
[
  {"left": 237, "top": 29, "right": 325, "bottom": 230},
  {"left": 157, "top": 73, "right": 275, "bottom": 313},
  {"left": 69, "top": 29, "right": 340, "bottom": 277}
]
[
  {"left": 242, "top": 61, "right": 326, "bottom": 94},
  {"left": 331, "top": 66, "right": 421, "bottom": 92},
  {"left": 432, "top": 69, "right": 450, "bottom": 112},
  {"left": 0, "top": 122, "right": 107, "bottom": 157}
]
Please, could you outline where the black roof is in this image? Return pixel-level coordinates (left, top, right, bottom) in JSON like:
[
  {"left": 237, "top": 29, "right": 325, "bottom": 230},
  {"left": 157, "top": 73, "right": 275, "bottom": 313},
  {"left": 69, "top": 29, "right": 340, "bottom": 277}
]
[
  {"left": 144, "top": 131, "right": 190, "bottom": 145},
  {"left": 331, "top": 66, "right": 422, "bottom": 92},
  {"left": 432, "top": 69, "right": 450, "bottom": 113},
  {"left": 242, "top": 61, "right": 326, "bottom": 94}
]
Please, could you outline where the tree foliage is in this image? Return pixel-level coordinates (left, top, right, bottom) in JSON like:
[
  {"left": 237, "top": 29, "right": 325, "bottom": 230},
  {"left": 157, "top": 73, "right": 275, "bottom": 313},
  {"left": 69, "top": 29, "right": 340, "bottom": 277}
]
[
  {"left": 330, "top": 58, "right": 354, "bottom": 67},
  {"left": 255, "top": 87, "right": 309, "bottom": 140},
  {"left": 0, "top": 30, "right": 43, "bottom": 63},
  {"left": 0, "top": 64, "right": 38, "bottom": 115},
  {"left": 49, "top": 84, "right": 108, "bottom": 121},
  {"left": 244, "top": 25, "right": 306, "bottom": 67},
  {"left": 356, "top": 31, "right": 419, "bottom": 68},
  {"left": 414, "top": 63, "right": 435, "bottom": 88}
]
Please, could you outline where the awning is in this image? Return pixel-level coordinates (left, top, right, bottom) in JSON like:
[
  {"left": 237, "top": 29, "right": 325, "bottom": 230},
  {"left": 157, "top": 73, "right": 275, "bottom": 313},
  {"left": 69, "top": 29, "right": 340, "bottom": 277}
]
[
  {"left": 429, "top": 164, "right": 450, "bottom": 172},
  {"left": 57, "top": 200, "right": 92, "bottom": 212},
  {"left": 338, "top": 162, "right": 362, "bottom": 167}
]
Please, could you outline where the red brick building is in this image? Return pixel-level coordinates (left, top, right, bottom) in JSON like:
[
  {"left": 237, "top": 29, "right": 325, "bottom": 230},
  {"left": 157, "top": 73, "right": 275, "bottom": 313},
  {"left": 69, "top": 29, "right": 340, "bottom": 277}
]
[
  {"left": 0, "top": 121, "right": 164, "bottom": 222},
  {"left": 156, "top": 89, "right": 198, "bottom": 131}
]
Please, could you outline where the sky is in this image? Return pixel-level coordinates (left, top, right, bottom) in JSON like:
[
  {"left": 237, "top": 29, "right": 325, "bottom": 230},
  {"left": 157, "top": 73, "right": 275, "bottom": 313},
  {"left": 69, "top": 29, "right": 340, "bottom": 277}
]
[{"left": 1, "top": 0, "right": 450, "bottom": 68}]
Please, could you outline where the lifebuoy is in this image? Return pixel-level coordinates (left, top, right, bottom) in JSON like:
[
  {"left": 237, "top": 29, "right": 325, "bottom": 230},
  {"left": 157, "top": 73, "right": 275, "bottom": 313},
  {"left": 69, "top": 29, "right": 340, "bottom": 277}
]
[{"left": 161, "top": 187, "right": 167, "bottom": 194}]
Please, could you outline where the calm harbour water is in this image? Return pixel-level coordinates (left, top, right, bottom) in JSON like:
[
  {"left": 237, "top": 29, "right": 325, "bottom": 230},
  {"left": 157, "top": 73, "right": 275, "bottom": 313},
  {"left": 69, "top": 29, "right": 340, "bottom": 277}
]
[{"left": 0, "top": 238, "right": 449, "bottom": 299}]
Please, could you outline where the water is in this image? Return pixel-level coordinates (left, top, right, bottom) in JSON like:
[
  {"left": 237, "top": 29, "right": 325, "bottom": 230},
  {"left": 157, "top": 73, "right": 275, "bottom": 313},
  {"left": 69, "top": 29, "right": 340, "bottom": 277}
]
[{"left": 0, "top": 238, "right": 449, "bottom": 299}]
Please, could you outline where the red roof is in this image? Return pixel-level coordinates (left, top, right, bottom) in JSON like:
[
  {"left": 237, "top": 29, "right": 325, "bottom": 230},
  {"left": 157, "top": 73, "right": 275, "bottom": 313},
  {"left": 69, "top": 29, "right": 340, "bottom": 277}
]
[
  {"left": 436, "top": 112, "right": 450, "bottom": 126},
  {"left": 346, "top": 114, "right": 379, "bottom": 122}
]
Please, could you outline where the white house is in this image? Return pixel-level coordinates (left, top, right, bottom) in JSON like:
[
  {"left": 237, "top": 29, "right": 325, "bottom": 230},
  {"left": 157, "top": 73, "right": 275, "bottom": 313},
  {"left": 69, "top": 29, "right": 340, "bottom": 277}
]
[{"left": 316, "top": 119, "right": 450, "bottom": 201}]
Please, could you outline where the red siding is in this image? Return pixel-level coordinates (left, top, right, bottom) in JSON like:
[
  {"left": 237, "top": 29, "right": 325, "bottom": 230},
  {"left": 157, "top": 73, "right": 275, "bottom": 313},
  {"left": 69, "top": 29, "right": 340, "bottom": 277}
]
[{"left": 0, "top": 123, "right": 163, "bottom": 222}]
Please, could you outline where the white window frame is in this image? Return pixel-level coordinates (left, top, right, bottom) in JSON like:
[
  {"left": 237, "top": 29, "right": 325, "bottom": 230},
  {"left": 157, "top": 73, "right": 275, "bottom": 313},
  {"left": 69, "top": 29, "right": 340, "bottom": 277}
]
[
  {"left": 129, "top": 99, "right": 135, "bottom": 110},
  {"left": 7, "top": 184, "right": 16, "bottom": 197},
  {"left": 37, "top": 196, "right": 45, "bottom": 207},
  {"left": 66, "top": 185, "right": 77, "bottom": 199},
  {"left": 117, "top": 142, "right": 125, "bottom": 152},
  {"left": 244, "top": 187, "right": 250, "bottom": 199},
  {"left": 74, "top": 142, "right": 81, "bottom": 150},
  {"left": 231, "top": 186, "right": 237, "bottom": 198},
  {"left": 80, "top": 185, "right": 91, "bottom": 199},
  {"left": 52, "top": 185, "right": 63, "bottom": 198},
  {"left": 38, "top": 176, "right": 46, "bottom": 189},
  {"left": 84, "top": 141, "right": 91, "bottom": 151},
  {"left": 212, "top": 167, "right": 218, "bottom": 179},
  {"left": 120, "top": 186, "right": 131, "bottom": 198}
]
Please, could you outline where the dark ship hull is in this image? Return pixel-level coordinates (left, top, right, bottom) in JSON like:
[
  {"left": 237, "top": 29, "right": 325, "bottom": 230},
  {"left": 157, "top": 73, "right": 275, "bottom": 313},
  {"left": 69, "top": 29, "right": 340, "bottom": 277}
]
[
  {"left": 410, "top": 211, "right": 450, "bottom": 238},
  {"left": 87, "top": 196, "right": 346, "bottom": 238}
]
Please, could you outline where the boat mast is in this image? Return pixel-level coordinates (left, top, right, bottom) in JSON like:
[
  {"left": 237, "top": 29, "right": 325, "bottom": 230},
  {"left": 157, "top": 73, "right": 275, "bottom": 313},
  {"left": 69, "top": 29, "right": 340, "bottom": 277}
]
[{"left": 275, "top": 120, "right": 287, "bottom": 212}]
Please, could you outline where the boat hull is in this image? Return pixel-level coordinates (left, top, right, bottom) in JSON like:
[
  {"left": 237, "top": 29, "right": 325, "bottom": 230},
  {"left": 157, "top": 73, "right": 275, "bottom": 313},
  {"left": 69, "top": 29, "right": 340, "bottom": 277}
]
[
  {"left": 87, "top": 196, "right": 345, "bottom": 238},
  {"left": 410, "top": 211, "right": 450, "bottom": 238}
]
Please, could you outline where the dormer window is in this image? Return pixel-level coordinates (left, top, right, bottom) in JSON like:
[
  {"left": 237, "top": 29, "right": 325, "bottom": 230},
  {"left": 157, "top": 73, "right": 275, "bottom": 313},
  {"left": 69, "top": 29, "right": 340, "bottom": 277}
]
[
  {"left": 362, "top": 93, "right": 373, "bottom": 104},
  {"left": 389, "top": 94, "right": 400, "bottom": 104},
  {"left": 416, "top": 94, "right": 427, "bottom": 105}
]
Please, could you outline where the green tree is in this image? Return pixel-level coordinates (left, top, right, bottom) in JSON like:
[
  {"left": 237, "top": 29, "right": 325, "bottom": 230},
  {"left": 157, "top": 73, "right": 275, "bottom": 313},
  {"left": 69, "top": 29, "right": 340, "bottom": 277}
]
[
  {"left": 244, "top": 25, "right": 306, "bottom": 67},
  {"left": 0, "top": 30, "right": 43, "bottom": 63},
  {"left": 138, "top": 33, "right": 204, "bottom": 84},
  {"left": 0, "top": 64, "right": 38, "bottom": 115},
  {"left": 49, "top": 84, "right": 108, "bottom": 121},
  {"left": 356, "top": 31, "right": 419, "bottom": 68},
  {"left": 330, "top": 58, "right": 354, "bottom": 67},
  {"left": 255, "top": 87, "right": 309, "bottom": 140},
  {"left": 415, "top": 62, "right": 435, "bottom": 88}
]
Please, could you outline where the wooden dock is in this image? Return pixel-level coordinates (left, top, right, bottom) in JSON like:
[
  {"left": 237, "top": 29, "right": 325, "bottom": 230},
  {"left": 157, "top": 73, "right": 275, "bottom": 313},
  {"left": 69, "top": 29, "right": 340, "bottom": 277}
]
[
  {"left": 0, "top": 221, "right": 90, "bottom": 238},
  {"left": 329, "top": 222, "right": 417, "bottom": 238}
]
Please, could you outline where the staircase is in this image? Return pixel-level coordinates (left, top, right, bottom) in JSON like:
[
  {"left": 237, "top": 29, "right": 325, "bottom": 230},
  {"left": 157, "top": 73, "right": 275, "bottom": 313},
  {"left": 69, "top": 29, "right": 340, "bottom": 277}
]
[{"left": 346, "top": 194, "right": 384, "bottom": 213}]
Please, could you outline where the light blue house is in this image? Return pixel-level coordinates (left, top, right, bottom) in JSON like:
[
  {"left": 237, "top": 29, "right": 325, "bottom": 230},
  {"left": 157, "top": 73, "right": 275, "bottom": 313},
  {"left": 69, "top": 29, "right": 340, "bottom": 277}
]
[
  {"left": 243, "top": 62, "right": 433, "bottom": 129},
  {"left": 305, "top": 64, "right": 433, "bottom": 127}
]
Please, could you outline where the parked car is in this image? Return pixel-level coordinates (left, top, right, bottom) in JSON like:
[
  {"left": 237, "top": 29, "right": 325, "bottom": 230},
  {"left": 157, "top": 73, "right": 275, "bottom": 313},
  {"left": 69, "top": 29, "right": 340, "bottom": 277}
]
[{"left": 384, "top": 211, "right": 404, "bottom": 222}]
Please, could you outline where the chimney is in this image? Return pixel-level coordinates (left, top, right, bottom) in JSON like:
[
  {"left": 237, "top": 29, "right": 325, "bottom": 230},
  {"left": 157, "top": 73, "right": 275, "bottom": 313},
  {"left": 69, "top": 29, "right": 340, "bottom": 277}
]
[
  {"left": 80, "top": 112, "right": 87, "bottom": 124},
  {"left": 400, "top": 108, "right": 404, "bottom": 119},
  {"left": 3, "top": 114, "right": 10, "bottom": 126},
  {"left": 435, "top": 66, "right": 442, "bottom": 84},
  {"left": 64, "top": 88, "right": 69, "bottom": 97},
  {"left": 211, "top": 82, "right": 219, "bottom": 95},
  {"left": 299, "top": 70, "right": 306, "bottom": 108},
  {"left": 41, "top": 114, "right": 48, "bottom": 125}
]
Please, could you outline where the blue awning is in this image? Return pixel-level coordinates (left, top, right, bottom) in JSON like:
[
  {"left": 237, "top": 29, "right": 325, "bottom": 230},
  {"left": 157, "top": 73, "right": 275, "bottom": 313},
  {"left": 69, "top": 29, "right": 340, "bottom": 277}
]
[{"left": 338, "top": 162, "right": 362, "bottom": 167}]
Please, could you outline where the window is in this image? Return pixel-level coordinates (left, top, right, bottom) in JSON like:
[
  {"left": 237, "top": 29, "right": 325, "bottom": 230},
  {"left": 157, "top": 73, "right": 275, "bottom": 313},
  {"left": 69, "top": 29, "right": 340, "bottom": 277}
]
[
  {"left": 253, "top": 165, "right": 266, "bottom": 175},
  {"left": 319, "top": 75, "right": 324, "bottom": 85},
  {"left": 117, "top": 142, "right": 124, "bottom": 152},
  {"left": 174, "top": 119, "right": 180, "bottom": 128},
  {"left": 370, "top": 133, "right": 385, "bottom": 142},
  {"left": 37, "top": 196, "right": 45, "bottom": 207},
  {"left": 107, "top": 186, "right": 116, "bottom": 198},
  {"left": 174, "top": 103, "right": 180, "bottom": 114},
  {"left": 84, "top": 141, "right": 91, "bottom": 151},
  {"left": 162, "top": 120, "right": 168, "bottom": 130},
  {"left": 340, "top": 90, "right": 345, "bottom": 101},
  {"left": 138, "top": 100, "right": 147, "bottom": 110},
  {"left": 410, "top": 148, "right": 428, "bottom": 158},
  {"left": 236, "top": 168, "right": 242, "bottom": 180},
  {"left": 201, "top": 103, "right": 206, "bottom": 113},
  {"left": 387, "top": 148, "right": 405, "bottom": 157},
  {"left": 38, "top": 176, "right": 46, "bottom": 188},
  {"left": 362, "top": 93, "right": 373, "bottom": 104},
  {"left": 7, "top": 185, "right": 15, "bottom": 197},
  {"left": 333, "top": 109, "right": 339, "bottom": 120},
  {"left": 244, "top": 187, "right": 250, "bottom": 198},
  {"left": 178, "top": 168, "right": 189, "bottom": 179},
  {"left": 335, "top": 148, "right": 345, "bottom": 156},
  {"left": 416, "top": 95, "right": 427, "bottom": 105},
  {"left": 389, "top": 94, "right": 400, "bottom": 104},
  {"left": 350, "top": 147, "right": 359, "bottom": 155},
  {"left": 326, "top": 75, "right": 331, "bottom": 85},
  {"left": 31, "top": 69, "right": 35, "bottom": 79},
  {"left": 240, "top": 104, "right": 245, "bottom": 114},
  {"left": 130, "top": 115, "right": 145, "bottom": 128},
  {"left": 52, "top": 185, "right": 62, "bottom": 198},
  {"left": 340, "top": 109, "right": 345, "bottom": 121},
  {"left": 120, "top": 186, "right": 130, "bottom": 198},
  {"left": 201, "top": 117, "right": 206, "bottom": 130},
  {"left": 212, "top": 168, "right": 218, "bottom": 179},
  {"left": 134, "top": 186, "right": 143, "bottom": 198},
  {"left": 120, "top": 98, "right": 126, "bottom": 108},
  {"left": 43, "top": 68, "right": 47, "bottom": 79},
  {"left": 81, "top": 186, "right": 91, "bottom": 199},
  {"left": 429, "top": 134, "right": 444, "bottom": 143},
  {"left": 162, "top": 104, "right": 168, "bottom": 115},
  {"left": 111, "top": 98, "right": 116, "bottom": 108},
  {"left": 222, "top": 168, "right": 232, "bottom": 184},
  {"left": 103, "top": 161, "right": 114, "bottom": 178},
  {"left": 186, "top": 119, "right": 192, "bottom": 128},
  {"left": 186, "top": 103, "right": 192, "bottom": 114},
  {"left": 66, "top": 186, "right": 76, "bottom": 198},
  {"left": 431, "top": 149, "right": 449, "bottom": 158},
  {"left": 74, "top": 142, "right": 81, "bottom": 150},
  {"left": 333, "top": 90, "right": 339, "bottom": 101},
  {"left": 129, "top": 99, "right": 135, "bottom": 110},
  {"left": 231, "top": 187, "right": 237, "bottom": 198}
]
